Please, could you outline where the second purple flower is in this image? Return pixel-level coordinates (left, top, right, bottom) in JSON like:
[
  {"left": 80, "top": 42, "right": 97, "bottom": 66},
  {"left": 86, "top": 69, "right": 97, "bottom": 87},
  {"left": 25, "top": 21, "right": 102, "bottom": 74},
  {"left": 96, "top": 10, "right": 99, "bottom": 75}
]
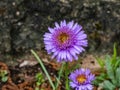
[
  {"left": 44, "top": 20, "right": 88, "bottom": 62},
  {"left": 69, "top": 68, "right": 95, "bottom": 90}
]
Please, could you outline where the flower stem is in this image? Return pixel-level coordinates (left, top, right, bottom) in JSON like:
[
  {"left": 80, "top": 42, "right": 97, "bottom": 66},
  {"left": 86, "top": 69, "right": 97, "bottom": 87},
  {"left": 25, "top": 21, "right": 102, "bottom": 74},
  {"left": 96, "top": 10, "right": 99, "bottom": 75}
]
[
  {"left": 55, "top": 62, "right": 65, "bottom": 89},
  {"left": 31, "top": 49, "right": 55, "bottom": 90},
  {"left": 65, "top": 62, "right": 70, "bottom": 90}
]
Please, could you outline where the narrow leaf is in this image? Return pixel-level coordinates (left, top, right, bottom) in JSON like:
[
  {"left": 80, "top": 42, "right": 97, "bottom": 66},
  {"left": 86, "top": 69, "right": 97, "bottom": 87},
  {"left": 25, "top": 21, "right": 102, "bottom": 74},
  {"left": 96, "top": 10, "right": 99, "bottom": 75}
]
[
  {"left": 115, "top": 67, "right": 120, "bottom": 86},
  {"left": 102, "top": 80, "right": 115, "bottom": 90},
  {"left": 105, "top": 58, "right": 116, "bottom": 84}
]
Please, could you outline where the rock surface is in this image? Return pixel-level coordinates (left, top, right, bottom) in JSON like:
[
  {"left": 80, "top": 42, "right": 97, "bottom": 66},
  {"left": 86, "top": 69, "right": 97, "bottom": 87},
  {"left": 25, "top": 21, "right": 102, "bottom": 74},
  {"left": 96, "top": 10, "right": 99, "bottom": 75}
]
[{"left": 0, "top": 0, "right": 120, "bottom": 54}]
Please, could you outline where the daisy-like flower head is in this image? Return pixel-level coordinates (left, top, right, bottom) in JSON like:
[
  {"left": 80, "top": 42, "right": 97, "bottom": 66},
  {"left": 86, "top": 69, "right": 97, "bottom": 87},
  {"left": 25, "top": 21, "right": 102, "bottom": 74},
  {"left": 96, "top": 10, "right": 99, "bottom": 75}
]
[
  {"left": 69, "top": 68, "right": 95, "bottom": 90},
  {"left": 44, "top": 20, "right": 88, "bottom": 62}
]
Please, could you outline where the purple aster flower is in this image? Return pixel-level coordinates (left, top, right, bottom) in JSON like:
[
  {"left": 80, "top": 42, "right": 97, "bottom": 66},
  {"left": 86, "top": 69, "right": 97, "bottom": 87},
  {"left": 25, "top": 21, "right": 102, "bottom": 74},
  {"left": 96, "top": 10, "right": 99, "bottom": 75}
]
[
  {"left": 69, "top": 68, "right": 95, "bottom": 90},
  {"left": 44, "top": 20, "right": 88, "bottom": 62}
]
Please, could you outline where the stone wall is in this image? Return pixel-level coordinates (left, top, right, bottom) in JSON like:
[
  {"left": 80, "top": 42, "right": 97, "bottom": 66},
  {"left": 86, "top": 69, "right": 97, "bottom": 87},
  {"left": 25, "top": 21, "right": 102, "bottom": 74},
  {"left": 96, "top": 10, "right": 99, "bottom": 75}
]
[{"left": 0, "top": 0, "right": 120, "bottom": 54}]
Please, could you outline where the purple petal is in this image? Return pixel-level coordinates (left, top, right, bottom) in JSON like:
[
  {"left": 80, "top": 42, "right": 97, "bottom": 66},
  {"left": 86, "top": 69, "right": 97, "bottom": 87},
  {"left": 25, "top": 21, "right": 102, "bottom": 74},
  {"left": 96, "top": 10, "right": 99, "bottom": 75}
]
[
  {"left": 66, "top": 51, "right": 73, "bottom": 61},
  {"left": 77, "top": 34, "right": 87, "bottom": 40},
  {"left": 85, "top": 84, "right": 93, "bottom": 90},
  {"left": 73, "top": 25, "right": 82, "bottom": 34},
  {"left": 60, "top": 20, "right": 66, "bottom": 27},
  {"left": 55, "top": 22, "right": 60, "bottom": 28},
  {"left": 63, "top": 20, "right": 66, "bottom": 26},
  {"left": 67, "top": 21, "right": 74, "bottom": 29},
  {"left": 51, "top": 51, "right": 59, "bottom": 59},
  {"left": 73, "top": 45, "right": 85, "bottom": 53},
  {"left": 70, "top": 82, "right": 78, "bottom": 88},
  {"left": 48, "top": 27, "right": 54, "bottom": 33},
  {"left": 69, "top": 49, "right": 78, "bottom": 60},
  {"left": 72, "top": 23, "right": 78, "bottom": 30},
  {"left": 44, "top": 33, "right": 52, "bottom": 38}
]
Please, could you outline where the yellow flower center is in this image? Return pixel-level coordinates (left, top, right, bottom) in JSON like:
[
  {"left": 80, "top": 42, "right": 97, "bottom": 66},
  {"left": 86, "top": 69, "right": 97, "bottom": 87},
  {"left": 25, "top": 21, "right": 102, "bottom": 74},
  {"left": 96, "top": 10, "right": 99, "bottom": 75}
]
[
  {"left": 58, "top": 33, "right": 69, "bottom": 43},
  {"left": 76, "top": 74, "right": 86, "bottom": 83}
]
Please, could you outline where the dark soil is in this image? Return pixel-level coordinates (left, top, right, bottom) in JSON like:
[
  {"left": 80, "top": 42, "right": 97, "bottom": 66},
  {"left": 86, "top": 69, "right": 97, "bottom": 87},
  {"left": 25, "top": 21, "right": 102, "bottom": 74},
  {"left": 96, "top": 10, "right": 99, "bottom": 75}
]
[{"left": 0, "top": 50, "right": 102, "bottom": 90}]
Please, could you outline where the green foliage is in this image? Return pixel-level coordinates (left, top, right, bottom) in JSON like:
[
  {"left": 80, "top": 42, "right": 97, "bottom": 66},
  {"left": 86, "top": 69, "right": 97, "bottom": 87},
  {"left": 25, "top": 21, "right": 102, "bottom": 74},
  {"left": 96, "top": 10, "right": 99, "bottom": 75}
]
[
  {"left": 31, "top": 50, "right": 55, "bottom": 90},
  {"left": 94, "top": 44, "right": 120, "bottom": 89},
  {"left": 101, "top": 66, "right": 120, "bottom": 90},
  {"left": 31, "top": 50, "right": 70, "bottom": 90},
  {"left": 0, "top": 70, "right": 8, "bottom": 82},
  {"left": 35, "top": 73, "right": 45, "bottom": 90},
  {"left": 96, "top": 57, "right": 105, "bottom": 70},
  {"left": 93, "top": 73, "right": 107, "bottom": 86},
  {"left": 101, "top": 80, "right": 116, "bottom": 90},
  {"left": 115, "top": 67, "right": 120, "bottom": 87}
]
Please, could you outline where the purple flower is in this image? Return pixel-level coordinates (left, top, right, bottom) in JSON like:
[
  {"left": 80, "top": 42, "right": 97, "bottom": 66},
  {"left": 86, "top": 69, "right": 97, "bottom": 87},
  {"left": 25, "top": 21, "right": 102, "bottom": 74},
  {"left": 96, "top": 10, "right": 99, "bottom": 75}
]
[
  {"left": 69, "top": 68, "right": 95, "bottom": 90},
  {"left": 44, "top": 20, "right": 88, "bottom": 62}
]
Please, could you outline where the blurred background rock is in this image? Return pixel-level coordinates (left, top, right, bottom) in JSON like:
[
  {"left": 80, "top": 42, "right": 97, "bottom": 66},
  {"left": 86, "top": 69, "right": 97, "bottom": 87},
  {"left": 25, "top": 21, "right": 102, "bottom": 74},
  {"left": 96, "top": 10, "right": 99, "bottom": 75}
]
[{"left": 0, "top": 0, "right": 120, "bottom": 55}]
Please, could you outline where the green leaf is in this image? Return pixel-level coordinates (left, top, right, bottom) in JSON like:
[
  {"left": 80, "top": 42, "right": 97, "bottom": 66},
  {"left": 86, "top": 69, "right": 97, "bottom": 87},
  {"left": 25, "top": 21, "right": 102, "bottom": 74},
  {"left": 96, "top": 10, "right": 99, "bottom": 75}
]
[
  {"left": 3, "top": 70, "right": 8, "bottom": 75},
  {"left": 102, "top": 80, "right": 115, "bottom": 90},
  {"left": 31, "top": 50, "right": 55, "bottom": 90},
  {"left": 93, "top": 73, "right": 107, "bottom": 86},
  {"left": 96, "top": 57, "right": 104, "bottom": 69},
  {"left": 105, "top": 58, "right": 116, "bottom": 84},
  {"left": 97, "top": 73, "right": 107, "bottom": 81},
  {"left": 112, "top": 43, "right": 117, "bottom": 61},
  {"left": 55, "top": 62, "right": 65, "bottom": 89},
  {"left": 1, "top": 76, "right": 8, "bottom": 82},
  {"left": 0, "top": 70, "right": 8, "bottom": 77},
  {"left": 111, "top": 43, "right": 117, "bottom": 67},
  {"left": 114, "top": 58, "right": 120, "bottom": 70},
  {"left": 105, "top": 55, "right": 111, "bottom": 61},
  {"left": 35, "top": 87, "right": 39, "bottom": 90},
  {"left": 115, "top": 67, "right": 120, "bottom": 86},
  {"left": 36, "top": 82, "right": 41, "bottom": 86}
]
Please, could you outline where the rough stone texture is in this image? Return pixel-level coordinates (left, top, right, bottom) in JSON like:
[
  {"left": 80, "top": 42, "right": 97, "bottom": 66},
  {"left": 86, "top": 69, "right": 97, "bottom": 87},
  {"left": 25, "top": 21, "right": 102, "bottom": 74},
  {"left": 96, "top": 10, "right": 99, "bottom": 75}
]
[
  {"left": 0, "top": 0, "right": 120, "bottom": 54},
  {"left": 0, "top": 1, "right": 11, "bottom": 53}
]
